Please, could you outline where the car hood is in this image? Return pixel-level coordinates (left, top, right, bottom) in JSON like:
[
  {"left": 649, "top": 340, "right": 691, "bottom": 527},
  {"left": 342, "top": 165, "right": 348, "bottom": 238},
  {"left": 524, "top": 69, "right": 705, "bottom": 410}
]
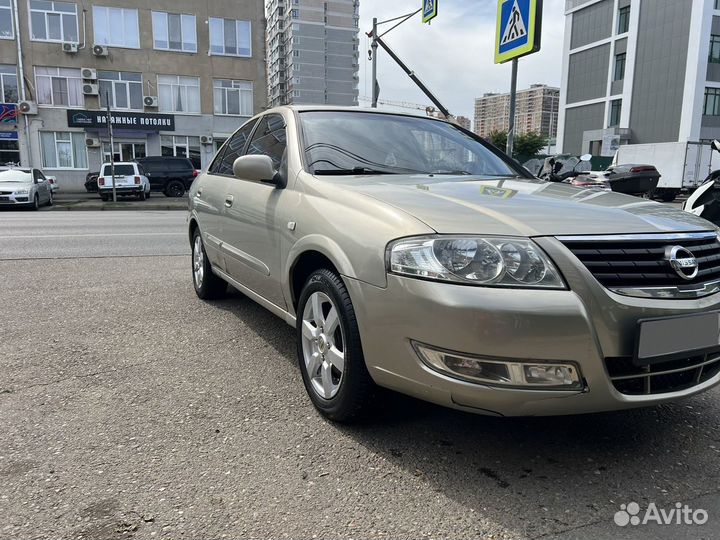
[{"left": 338, "top": 175, "right": 713, "bottom": 236}]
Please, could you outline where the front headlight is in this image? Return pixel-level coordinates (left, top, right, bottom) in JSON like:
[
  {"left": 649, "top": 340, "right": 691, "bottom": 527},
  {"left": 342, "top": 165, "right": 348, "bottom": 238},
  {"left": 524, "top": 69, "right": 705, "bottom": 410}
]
[
  {"left": 388, "top": 236, "right": 566, "bottom": 289},
  {"left": 13, "top": 189, "right": 29, "bottom": 195}
]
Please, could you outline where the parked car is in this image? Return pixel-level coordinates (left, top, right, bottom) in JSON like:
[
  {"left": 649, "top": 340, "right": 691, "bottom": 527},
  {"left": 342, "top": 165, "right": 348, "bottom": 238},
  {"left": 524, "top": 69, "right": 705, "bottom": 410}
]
[
  {"left": 45, "top": 175, "right": 59, "bottom": 193},
  {"left": 578, "top": 164, "right": 661, "bottom": 197},
  {"left": 135, "top": 156, "right": 198, "bottom": 197},
  {"left": 97, "top": 162, "right": 151, "bottom": 201},
  {"left": 0, "top": 167, "right": 53, "bottom": 209},
  {"left": 189, "top": 106, "right": 720, "bottom": 422},
  {"left": 85, "top": 172, "right": 99, "bottom": 192}
]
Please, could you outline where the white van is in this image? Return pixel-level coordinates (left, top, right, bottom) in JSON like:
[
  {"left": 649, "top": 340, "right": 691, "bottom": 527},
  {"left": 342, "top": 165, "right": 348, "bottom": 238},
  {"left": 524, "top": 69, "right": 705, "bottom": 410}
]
[{"left": 97, "top": 162, "right": 151, "bottom": 201}]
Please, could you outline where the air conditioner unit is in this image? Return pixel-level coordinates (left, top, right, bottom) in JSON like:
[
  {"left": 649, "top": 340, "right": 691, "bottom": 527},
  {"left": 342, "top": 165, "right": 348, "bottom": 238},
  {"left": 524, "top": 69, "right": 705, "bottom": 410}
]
[
  {"left": 92, "top": 44, "right": 109, "bottom": 56},
  {"left": 82, "top": 83, "right": 99, "bottom": 96},
  {"left": 200, "top": 135, "right": 214, "bottom": 145},
  {"left": 85, "top": 137, "right": 101, "bottom": 148},
  {"left": 18, "top": 101, "right": 37, "bottom": 115},
  {"left": 81, "top": 67, "right": 97, "bottom": 80},
  {"left": 143, "top": 95, "right": 158, "bottom": 108},
  {"left": 62, "top": 42, "right": 78, "bottom": 53}
]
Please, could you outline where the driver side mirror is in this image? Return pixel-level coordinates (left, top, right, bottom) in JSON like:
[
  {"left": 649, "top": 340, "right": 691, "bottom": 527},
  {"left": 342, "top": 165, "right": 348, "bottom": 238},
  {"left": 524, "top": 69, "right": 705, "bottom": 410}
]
[
  {"left": 712, "top": 140, "right": 720, "bottom": 153},
  {"left": 233, "top": 155, "right": 281, "bottom": 186}
]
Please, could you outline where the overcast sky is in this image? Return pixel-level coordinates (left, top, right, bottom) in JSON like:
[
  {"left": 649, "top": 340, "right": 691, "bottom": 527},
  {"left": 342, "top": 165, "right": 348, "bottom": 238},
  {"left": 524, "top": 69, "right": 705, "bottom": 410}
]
[{"left": 357, "top": 0, "right": 565, "bottom": 121}]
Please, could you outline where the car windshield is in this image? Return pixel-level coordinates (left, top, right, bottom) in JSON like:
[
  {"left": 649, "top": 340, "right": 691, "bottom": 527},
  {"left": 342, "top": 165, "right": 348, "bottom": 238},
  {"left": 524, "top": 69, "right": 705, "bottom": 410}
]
[
  {"left": 102, "top": 165, "right": 135, "bottom": 176},
  {"left": 0, "top": 169, "right": 32, "bottom": 183},
  {"left": 300, "top": 111, "right": 519, "bottom": 178}
]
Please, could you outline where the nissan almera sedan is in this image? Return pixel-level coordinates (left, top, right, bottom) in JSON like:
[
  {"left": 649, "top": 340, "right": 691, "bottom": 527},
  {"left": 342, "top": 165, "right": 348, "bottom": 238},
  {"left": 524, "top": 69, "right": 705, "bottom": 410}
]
[{"left": 188, "top": 106, "right": 720, "bottom": 422}]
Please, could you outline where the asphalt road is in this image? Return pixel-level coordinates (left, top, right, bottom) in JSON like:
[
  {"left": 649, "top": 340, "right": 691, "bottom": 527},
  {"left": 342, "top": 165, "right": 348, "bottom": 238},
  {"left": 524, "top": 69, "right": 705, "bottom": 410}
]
[{"left": 1, "top": 211, "right": 720, "bottom": 540}]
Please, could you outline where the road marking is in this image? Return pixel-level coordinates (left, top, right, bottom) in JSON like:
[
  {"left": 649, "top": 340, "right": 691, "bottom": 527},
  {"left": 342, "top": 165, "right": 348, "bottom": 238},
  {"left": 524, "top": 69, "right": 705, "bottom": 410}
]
[{"left": 0, "top": 232, "right": 185, "bottom": 239}]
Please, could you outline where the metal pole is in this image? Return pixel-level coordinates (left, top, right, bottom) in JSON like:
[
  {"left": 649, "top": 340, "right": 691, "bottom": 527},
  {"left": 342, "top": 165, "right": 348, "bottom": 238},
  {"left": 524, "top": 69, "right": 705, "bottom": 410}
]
[
  {"left": 507, "top": 58, "right": 518, "bottom": 157},
  {"left": 106, "top": 92, "right": 116, "bottom": 203},
  {"left": 11, "top": 0, "right": 31, "bottom": 167},
  {"left": 371, "top": 17, "right": 378, "bottom": 107}
]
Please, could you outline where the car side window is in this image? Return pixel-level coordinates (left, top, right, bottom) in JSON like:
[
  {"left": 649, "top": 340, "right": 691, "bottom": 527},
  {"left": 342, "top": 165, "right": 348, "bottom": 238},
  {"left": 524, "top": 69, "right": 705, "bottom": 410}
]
[
  {"left": 246, "top": 115, "right": 287, "bottom": 169},
  {"left": 33, "top": 170, "right": 44, "bottom": 183},
  {"left": 210, "top": 119, "right": 258, "bottom": 176}
]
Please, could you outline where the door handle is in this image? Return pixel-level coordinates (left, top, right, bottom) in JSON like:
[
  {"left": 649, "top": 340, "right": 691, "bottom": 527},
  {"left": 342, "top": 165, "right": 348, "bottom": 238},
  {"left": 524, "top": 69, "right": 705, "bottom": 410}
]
[{"left": 225, "top": 195, "right": 234, "bottom": 208}]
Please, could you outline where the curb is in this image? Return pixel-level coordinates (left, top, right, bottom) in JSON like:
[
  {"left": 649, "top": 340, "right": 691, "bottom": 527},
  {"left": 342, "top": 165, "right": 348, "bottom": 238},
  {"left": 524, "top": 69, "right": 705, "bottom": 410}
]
[{"left": 48, "top": 203, "right": 188, "bottom": 211}]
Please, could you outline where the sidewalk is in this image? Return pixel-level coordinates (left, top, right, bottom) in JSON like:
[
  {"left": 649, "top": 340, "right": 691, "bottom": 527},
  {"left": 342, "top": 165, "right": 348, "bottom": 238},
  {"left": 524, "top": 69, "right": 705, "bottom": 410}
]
[{"left": 48, "top": 191, "right": 189, "bottom": 211}]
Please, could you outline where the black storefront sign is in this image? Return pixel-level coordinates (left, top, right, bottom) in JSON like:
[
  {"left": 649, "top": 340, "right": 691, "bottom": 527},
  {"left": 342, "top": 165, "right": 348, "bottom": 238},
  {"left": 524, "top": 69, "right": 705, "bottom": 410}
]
[{"left": 66, "top": 109, "right": 175, "bottom": 131}]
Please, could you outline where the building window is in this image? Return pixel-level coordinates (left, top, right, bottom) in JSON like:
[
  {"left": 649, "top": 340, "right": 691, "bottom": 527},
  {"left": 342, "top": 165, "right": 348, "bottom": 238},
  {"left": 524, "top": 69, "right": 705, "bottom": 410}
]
[
  {"left": 40, "top": 131, "right": 87, "bottom": 169},
  {"left": 716, "top": 0, "right": 720, "bottom": 10},
  {"left": 609, "top": 99, "right": 622, "bottom": 126},
  {"left": 213, "top": 79, "right": 253, "bottom": 116},
  {"left": 209, "top": 17, "right": 251, "bottom": 57},
  {"left": 710, "top": 35, "right": 720, "bottom": 64},
  {"left": 152, "top": 12, "right": 197, "bottom": 53},
  {"left": 0, "top": 0, "right": 13, "bottom": 39},
  {"left": 161, "top": 135, "right": 201, "bottom": 168},
  {"left": 0, "top": 65, "right": 17, "bottom": 103},
  {"left": 617, "top": 6, "right": 630, "bottom": 34},
  {"left": 0, "top": 139, "right": 19, "bottom": 163},
  {"left": 35, "top": 67, "right": 83, "bottom": 107},
  {"left": 613, "top": 52, "right": 626, "bottom": 81},
  {"left": 30, "top": 0, "right": 78, "bottom": 43},
  {"left": 103, "top": 142, "right": 146, "bottom": 162},
  {"left": 291, "top": 9, "right": 299, "bottom": 18},
  {"left": 93, "top": 6, "right": 139, "bottom": 48},
  {"left": 98, "top": 71, "right": 143, "bottom": 110},
  {"left": 704, "top": 88, "right": 720, "bottom": 116},
  {"left": 157, "top": 75, "right": 200, "bottom": 113}
]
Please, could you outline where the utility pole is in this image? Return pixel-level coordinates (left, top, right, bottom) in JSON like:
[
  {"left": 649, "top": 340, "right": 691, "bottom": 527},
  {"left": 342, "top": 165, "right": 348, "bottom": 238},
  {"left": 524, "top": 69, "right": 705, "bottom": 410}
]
[
  {"left": 371, "top": 17, "right": 378, "bottom": 107},
  {"left": 105, "top": 92, "right": 116, "bottom": 203},
  {"left": 506, "top": 58, "right": 518, "bottom": 157}
]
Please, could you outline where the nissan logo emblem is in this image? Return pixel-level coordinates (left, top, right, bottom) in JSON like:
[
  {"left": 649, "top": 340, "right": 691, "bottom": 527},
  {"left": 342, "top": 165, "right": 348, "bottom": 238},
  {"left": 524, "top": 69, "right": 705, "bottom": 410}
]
[{"left": 666, "top": 246, "right": 699, "bottom": 281}]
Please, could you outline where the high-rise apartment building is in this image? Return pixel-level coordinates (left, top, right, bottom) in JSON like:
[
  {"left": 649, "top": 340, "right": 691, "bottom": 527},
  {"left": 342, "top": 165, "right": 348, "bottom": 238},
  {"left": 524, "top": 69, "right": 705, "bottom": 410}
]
[
  {"left": 0, "top": 0, "right": 266, "bottom": 190},
  {"left": 266, "top": 0, "right": 360, "bottom": 107},
  {"left": 558, "top": 0, "right": 720, "bottom": 156},
  {"left": 473, "top": 84, "right": 559, "bottom": 139}
]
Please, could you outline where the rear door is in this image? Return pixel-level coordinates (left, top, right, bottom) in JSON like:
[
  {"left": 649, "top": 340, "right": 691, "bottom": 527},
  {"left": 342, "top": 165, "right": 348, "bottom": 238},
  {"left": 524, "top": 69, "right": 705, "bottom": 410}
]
[{"left": 141, "top": 159, "right": 165, "bottom": 191}]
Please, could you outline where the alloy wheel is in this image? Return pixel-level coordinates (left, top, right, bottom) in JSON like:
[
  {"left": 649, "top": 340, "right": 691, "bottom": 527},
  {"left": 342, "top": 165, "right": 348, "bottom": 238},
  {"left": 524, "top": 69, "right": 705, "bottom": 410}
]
[
  {"left": 301, "top": 291, "right": 345, "bottom": 399},
  {"left": 193, "top": 235, "right": 204, "bottom": 288}
]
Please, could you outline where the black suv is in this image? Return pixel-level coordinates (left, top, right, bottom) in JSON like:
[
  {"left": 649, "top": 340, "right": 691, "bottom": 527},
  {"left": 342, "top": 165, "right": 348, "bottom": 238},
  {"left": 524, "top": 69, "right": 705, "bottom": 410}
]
[{"left": 135, "top": 156, "right": 198, "bottom": 197}]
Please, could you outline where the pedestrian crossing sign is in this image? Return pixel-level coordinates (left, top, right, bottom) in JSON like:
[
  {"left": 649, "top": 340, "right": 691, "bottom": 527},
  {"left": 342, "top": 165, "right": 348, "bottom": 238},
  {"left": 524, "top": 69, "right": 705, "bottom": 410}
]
[
  {"left": 495, "top": 0, "right": 542, "bottom": 64},
  {"left": 422, "top": 0, "right": 438, "bottom": 24}
]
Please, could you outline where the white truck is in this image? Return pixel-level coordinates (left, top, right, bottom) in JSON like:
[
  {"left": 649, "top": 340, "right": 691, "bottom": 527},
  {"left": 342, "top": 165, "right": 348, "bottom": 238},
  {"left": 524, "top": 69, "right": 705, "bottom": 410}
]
[{"left": 612, "top": 141, "right": 717, "bottom": 202}]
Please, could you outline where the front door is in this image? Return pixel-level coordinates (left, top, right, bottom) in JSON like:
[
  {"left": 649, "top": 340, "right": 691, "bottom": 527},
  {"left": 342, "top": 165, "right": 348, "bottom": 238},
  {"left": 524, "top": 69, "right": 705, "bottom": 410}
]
[
  {"left": 222, "top": 114, "right": 288, "bottom": 309},
  {"left": 196, "top": 119, "right": 257, "bottom": 270}
]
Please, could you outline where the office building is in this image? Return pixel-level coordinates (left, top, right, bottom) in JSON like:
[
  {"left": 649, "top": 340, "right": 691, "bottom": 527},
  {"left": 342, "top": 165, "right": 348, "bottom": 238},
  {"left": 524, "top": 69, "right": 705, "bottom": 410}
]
[
  {"left": 558, "top": 0, "right": 720, "bottom": 155},
  {"left": 473, "top": 84, "right": 559, "bottom": 139},
  {"left": 266, "top": 0, "right": 360, "bottom": 107},
  {"left": 0, "top": 0, "right": 266, "bottom": 189}
]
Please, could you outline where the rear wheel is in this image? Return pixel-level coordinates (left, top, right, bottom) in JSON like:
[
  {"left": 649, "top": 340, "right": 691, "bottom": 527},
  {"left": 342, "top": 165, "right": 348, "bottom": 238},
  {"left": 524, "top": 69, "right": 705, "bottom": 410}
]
[
  {"left": 296, "top": 269, "right": 377, "bottom": 422},
  {"left": 192, "top": 228, "right": 227, "bottom": 299},
  {"left": 165, "top": 180, "right": 185, "bottom": 198},
  {"left": 47, "top": 191, "right": 53, "bottom": 206},
  {"left": 100, "top": 194, "right": 108, "bottom": 202},
  {"left": 138, "top": 190, "right": 146, "bottom": 201},
  {"left": 30, "top": 193, "right": 39, "bottom": 211}
]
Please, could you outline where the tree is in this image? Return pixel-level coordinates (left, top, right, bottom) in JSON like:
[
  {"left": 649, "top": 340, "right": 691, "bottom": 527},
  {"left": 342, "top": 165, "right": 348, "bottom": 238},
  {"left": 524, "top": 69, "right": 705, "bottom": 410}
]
[
  {"left": 514, "top": 132, "right": 548, "bottom": 157},
  {"left": 487, "top": 130, "right": 507, "bottom": 152}
]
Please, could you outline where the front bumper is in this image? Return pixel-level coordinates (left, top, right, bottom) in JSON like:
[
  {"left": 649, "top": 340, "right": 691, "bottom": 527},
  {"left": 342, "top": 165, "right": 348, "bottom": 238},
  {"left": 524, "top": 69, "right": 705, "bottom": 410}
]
[
  {"left": 345, "top": 237, "right": 720, "bottom": 416},
  {"left": 0, "top": 194, "right": 31, "bottom": 205}
]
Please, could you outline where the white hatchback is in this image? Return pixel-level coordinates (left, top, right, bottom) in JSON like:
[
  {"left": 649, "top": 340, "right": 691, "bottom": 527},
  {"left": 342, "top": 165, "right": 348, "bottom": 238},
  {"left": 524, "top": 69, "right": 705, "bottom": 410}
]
[{"left": 97, "top": 162, "right": 151, "bottom": 201}]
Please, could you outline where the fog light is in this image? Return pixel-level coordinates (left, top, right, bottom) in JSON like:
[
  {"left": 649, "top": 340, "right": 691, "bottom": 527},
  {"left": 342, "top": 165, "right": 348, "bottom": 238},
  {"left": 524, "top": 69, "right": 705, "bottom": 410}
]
[{"left": 412, "top": 341, "right": 583, "bottom": 390}]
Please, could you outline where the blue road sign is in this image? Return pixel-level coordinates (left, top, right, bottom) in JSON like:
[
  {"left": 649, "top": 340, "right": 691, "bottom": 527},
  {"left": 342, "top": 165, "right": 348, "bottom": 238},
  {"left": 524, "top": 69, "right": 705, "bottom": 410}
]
[
  {"left": 495, "top": 0, "right": 542, "bottom": 64},
  {"left": 422, "top": 0, "right": 438, "bottom": 24}
]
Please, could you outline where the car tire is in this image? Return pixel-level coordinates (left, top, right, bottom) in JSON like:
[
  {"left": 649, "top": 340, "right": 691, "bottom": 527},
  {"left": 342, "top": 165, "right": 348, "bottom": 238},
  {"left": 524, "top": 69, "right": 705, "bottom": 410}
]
[
  {"left": 296, "top": 269, "right": 377, "bottom": 423},
  {"left": 47, "top": 191, "right": 53, "bottom": 206},
  {"left": 138, "top": 190, "right": 146, "bottom": 201},
  {"left": 31, "top": 193, "right": 39, "bottom": 211},
  {"left": 192, "top": 228, "right": 227, "bottom": 300},
  {"left": 165, "top": 180, "right": 185, "bottom": 198},
  {"left": 100, "top": 194, "right": 108, "bottom": 202}
]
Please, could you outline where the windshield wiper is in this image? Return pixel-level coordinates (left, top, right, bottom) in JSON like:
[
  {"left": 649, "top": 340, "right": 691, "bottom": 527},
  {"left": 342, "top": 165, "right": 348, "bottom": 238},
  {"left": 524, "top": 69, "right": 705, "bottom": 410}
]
[{"left": 313, "top": 167, "right": 405, "bottom": 176}]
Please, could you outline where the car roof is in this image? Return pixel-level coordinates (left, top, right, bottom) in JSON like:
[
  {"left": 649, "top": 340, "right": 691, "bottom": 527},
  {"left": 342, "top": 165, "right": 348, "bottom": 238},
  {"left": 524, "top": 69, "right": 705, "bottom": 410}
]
[
  {"left": 262, "top": 105, "right": 442, "bottom": 121},
  {"left": 101, "top": 162, "right": 136, "bottom": 166}
]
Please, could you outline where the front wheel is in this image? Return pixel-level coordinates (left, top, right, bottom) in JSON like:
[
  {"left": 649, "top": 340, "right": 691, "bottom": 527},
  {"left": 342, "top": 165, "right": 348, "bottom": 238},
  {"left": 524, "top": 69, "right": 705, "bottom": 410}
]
[
  {"left": 191, "top": 228, "right": 227, "bottom": 299},
  {"left": 296, "top": 269, "right": 377, "bottom": 422},
  {"left": 30, "top": 193, "right": 39, "bottom": 210}
]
